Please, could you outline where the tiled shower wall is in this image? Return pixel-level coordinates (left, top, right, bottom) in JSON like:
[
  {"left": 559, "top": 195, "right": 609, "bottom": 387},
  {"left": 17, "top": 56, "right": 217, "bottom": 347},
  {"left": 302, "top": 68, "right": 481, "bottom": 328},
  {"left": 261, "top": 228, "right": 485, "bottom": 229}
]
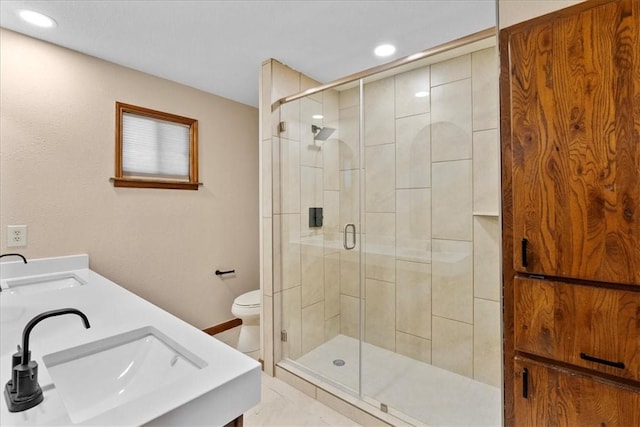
[
  {"left": 277, "top": 87, "right": 344, "bottom": 361},
  {"left": 259, "top": 59, "right": 322, "bottom": 376},
  {"left": 336, "top": 47, "right": 501, "bottom": 388},
  {"left": 260, "top": 59, "right": 342, "bottom": 374},
  {"left": 261, "top": 44, "right": 501, "bottom": 388}
]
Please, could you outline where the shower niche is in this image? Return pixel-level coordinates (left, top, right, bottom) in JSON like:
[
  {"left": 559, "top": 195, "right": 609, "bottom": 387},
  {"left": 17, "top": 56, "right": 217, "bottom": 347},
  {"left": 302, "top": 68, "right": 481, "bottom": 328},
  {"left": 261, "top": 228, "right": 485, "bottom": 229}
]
[{"left": 261, "top": 31, "right": 502, "bottom": 426}]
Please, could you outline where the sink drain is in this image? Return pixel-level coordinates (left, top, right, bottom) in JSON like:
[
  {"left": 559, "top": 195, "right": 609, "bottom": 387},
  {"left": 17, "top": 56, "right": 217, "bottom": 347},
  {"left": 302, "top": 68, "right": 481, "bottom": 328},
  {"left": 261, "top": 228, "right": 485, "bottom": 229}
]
[{"left": 333, "top": 359, "right": 346, "bottom": 367}]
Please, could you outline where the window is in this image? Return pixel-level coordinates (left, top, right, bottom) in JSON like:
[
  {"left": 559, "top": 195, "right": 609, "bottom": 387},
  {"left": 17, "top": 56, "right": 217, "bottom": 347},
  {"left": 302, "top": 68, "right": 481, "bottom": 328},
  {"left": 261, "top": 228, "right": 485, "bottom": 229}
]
[{"left": 112, "top": 102, "right": 200, "bottom": 190}]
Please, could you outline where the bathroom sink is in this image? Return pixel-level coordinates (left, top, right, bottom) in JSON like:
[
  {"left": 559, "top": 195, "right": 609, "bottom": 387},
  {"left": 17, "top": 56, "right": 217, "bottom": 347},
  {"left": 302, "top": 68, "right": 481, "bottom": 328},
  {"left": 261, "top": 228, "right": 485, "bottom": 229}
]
[
  {"left": 42, "top": 326, "right": 208, "bottom": 423},
  {"left": 3, "top": 272, "right": 86, "bottom": 296}
]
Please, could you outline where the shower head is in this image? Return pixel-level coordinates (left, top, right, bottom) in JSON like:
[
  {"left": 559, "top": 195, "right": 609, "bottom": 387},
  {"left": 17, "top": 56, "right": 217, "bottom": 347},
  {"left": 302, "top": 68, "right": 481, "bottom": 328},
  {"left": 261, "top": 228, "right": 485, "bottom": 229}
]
[{"left": 311, "top": 125, "right": 335, "bottom": 141}]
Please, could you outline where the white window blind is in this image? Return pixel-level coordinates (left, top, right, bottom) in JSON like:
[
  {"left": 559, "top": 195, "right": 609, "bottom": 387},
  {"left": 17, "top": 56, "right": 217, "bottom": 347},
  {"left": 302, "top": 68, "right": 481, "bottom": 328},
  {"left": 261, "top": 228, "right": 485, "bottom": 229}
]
[{"left": 122, "top": 113, "right": 190, "bottom": 180}]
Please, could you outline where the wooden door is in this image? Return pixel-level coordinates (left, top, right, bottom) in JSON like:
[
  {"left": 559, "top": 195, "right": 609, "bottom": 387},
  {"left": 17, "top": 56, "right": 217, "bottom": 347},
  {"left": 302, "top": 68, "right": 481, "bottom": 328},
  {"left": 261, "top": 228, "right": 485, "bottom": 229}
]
[
  {"left": 514, "top": 357, "right": 640, "bottom": 426},
  {"left": 505, "top": 0, "right": 640, "bottom": 284},
  {"left": 514, "top": 277, "right": 640, "bottom": 382}
]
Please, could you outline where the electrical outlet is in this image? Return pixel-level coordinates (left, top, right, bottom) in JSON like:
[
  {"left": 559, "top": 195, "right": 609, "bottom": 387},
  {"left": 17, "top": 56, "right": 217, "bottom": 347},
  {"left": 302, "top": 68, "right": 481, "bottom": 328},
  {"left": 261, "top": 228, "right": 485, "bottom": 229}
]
[{"left": 7, "top": 225, "right": 27, "bottom": 247}]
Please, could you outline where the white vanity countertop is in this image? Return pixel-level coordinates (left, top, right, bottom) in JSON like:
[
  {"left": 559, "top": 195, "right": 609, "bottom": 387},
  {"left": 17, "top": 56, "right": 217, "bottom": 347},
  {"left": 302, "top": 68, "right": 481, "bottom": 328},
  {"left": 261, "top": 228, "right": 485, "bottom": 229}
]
[{"left": 0, "top": 255, "right": 261, "bottom": 426}]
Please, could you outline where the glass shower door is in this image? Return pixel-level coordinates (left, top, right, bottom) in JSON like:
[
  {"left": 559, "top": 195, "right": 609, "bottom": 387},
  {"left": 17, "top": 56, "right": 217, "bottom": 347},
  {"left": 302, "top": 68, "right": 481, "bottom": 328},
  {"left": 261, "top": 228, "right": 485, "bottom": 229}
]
[
  {"left": 274, "top": 32, "right": 502, "bottom": 426},
  {"left": 277, "top": 81, "right": 363, "bottom": 396},
  {"left": 358, "top": 41, "right": 502, "bottom": 425}
]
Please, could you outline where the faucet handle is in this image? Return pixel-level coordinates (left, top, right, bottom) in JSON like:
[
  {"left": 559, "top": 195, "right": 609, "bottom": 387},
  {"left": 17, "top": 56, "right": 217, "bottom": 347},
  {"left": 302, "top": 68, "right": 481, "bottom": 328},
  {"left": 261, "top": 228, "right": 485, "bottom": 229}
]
[
  {"left": 11, "top": 346, "right": 30, "bottom": 367},
  {"left": 8, "top": 346, "right": 29, "bottom": 395},
  {"left": 11, "top": 346, "right": 23, "bottom": 368},
  {"left": 9, "top": 348, "right": 21, "bottom": 393}
]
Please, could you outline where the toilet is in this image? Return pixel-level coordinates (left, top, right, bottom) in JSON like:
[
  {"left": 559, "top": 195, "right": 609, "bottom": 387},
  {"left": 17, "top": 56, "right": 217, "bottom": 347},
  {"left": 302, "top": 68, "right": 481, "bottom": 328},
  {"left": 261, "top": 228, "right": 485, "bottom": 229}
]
[{"left": 231, "top": 289, "right": 261, "bottom": 353}]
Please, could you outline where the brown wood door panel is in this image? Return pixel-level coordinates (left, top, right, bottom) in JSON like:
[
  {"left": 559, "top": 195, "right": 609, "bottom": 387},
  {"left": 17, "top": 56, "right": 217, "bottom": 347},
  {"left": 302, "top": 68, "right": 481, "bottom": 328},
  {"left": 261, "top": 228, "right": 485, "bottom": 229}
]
[
  {"left": 514, "top": 357, "right": 640, "bottom": 427},
  {"left": 514, "top": 277, "right": 640, "bottom": 382},
  {"left": 507, "top": 0, "right": 640, "bottom": 284}
]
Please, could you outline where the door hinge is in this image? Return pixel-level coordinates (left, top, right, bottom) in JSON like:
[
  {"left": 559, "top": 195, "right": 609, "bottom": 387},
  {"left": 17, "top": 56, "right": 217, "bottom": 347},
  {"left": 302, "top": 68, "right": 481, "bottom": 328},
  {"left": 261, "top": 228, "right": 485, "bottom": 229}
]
[
  {"left": 278, "top": 121, "right": 286, "bottom": 134},
  {"left": 281, "top": 330, "right": 288, "bottom": 342}
]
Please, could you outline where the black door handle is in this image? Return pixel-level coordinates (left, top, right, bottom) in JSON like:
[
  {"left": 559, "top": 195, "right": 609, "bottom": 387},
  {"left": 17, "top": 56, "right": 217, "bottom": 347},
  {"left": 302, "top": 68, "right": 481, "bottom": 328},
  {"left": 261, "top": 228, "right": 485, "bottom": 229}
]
[
  {"left": 580, "top": 353, "right": 625, "bottom": 369},
  {"left": 521, "top": 238, "right": 529, "bottom": 267},
  {"left": 522, "top": 367, "right": 529, "bottom": 398}
]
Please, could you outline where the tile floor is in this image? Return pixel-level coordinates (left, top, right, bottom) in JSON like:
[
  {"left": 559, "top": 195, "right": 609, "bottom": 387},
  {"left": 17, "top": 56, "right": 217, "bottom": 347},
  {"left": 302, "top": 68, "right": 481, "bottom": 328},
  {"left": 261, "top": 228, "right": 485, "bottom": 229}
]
[
  {"left": 213, "top": 327, "right": 361, "bottom": 426},
  {"left": 245, "top": 372, "right": 362, "bottom": 426}
]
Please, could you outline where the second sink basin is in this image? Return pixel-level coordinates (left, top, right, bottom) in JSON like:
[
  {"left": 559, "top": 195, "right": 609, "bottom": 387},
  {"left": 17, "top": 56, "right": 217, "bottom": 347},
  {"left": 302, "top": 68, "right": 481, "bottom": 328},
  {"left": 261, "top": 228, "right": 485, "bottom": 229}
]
[
  {"left": 43, "top": 326, "right": 208, "bottom": 423},
  {"left": 3, "top": 272, "right": 86, "bottom": 296}
]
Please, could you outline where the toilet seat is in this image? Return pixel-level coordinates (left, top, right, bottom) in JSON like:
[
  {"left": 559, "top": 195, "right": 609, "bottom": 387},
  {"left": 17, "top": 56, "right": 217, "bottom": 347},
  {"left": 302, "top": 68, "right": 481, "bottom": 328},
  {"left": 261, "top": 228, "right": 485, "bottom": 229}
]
[{"left": 233, "top": 290, "right": 260, "bottom": 308}]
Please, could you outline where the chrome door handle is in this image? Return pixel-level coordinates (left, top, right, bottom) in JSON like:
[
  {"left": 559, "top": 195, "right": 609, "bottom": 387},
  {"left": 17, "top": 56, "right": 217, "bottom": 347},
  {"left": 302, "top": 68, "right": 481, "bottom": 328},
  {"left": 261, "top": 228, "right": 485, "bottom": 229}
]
[{"left": 343, "top": 223, "right": 356, "bottom": 250}]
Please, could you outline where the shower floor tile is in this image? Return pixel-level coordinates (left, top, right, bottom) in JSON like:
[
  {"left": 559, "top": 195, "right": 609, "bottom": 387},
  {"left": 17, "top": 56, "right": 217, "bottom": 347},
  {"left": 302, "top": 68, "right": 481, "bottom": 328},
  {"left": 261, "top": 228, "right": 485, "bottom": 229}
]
[{"left": 295, "top": 334, "right": 501, "bottom": 426}]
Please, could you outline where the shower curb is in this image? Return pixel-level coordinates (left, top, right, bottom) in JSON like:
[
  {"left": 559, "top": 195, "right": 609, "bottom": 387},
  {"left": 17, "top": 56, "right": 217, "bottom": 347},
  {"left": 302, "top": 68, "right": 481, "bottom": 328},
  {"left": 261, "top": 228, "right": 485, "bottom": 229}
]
[{"left": 274, "top": 363, "right": 419, "bottom": 426}]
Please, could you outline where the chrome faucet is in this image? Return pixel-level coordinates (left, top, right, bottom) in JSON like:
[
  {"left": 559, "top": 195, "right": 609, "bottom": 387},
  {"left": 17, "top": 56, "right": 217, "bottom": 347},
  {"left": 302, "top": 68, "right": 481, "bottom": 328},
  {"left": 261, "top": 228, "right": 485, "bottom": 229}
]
[
  {"left": 4, "top": 308, "right": 90, "bottom": 412},
  {"left": 0, "top": 253, "right": 27, "bottom": 263}
]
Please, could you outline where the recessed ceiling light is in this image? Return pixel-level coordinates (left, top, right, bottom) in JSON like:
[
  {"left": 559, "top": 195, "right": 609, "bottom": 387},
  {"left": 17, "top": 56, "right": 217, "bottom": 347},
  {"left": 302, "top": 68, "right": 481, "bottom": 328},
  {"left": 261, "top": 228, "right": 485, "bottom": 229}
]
[
  {"left": 415, "top": 91, "right": 429, "bottom": 98},
  {"left": 312, "top": 114, "right": 324, "bottom": 120},
  {"left": 19, "top": 10, "right": 56, "bottom": 28},
  {"left": 374, "top": 44, "right": 396, "bottom": 57}
]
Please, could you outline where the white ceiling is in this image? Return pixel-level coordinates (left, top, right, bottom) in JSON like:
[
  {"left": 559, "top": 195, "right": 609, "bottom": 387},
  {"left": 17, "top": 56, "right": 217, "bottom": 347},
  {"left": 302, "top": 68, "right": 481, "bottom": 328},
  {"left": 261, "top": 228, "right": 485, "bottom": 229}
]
[{"left": 0, "top": 0, "right": 496, "bottom": 107}]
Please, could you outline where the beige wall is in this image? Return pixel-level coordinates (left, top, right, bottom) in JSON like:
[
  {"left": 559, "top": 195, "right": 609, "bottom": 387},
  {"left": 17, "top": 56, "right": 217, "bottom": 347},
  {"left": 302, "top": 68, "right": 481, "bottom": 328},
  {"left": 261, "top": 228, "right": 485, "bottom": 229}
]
[
  {"left": 0, "top": 29, "right": 259, "bottom": 329},
  {"left": 499, "top": 0, "right": 586, "bottom": 28}
]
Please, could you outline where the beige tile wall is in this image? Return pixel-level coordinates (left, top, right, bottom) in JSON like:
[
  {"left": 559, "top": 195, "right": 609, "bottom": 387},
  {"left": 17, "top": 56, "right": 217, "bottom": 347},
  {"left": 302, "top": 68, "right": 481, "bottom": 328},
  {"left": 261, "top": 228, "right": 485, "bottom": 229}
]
[
  {"left": 396, "top": 260, "right": 432, "bottom": 339},
  {"left": 337, "top": 83, "right": 362, "bottom": 341},
  {"left": 432, "top": 160, "right": 473, "bottom": 240},
  {"left": 365, "top": 213, "right": 396, "bottom": 283},
  {"left": 365, "top": 144, "right": 396, "bottom": 212},
  {"left": 302, "top": 300, "right": 325, "bottom": 353},
  {"left": 396, "top": 113, "right": 431, "bottom": 189},
  {"left": 470, "top": 47, "right": 501, "bottom": 388},
  {"left": 396, "top": 188, "right": 431, "bottom": 263},
  {"left": 432, "top": 238, "right": 474, "bottom": 324},
  {"left": 364, "top": 77, "right": 395, "bottom": 147},
  {"left": 261, "top": 60, "right": 346, "bottom": 367},
  {"left": 364, "top": 278, "right": 396, "bottom": 351},
  {"left": 357, "top": 46, "right": 500, "bottom": 386},
  {"left": 261, "top": 60, "right": 306, "bottom": 374},
  {"left": 261, "top": 43, "right": 501, "bottom": 387},
  {"left": 431, "top": 79, "right": 472, "bottom": 162}
]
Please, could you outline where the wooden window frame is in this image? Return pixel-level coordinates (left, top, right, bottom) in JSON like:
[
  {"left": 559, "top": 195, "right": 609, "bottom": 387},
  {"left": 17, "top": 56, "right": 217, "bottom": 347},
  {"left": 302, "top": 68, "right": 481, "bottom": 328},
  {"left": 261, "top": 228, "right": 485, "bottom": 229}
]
[{"left": 112, "top": 102, "right": 201, "bottom": 190}]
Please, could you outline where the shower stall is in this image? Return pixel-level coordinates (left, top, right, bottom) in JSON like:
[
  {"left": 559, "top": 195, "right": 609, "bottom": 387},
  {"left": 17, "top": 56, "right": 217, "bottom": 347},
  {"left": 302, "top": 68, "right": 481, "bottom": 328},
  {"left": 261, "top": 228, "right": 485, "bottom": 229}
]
[{"left": 260, "top": 29, "right": 502, "bottom": 426}]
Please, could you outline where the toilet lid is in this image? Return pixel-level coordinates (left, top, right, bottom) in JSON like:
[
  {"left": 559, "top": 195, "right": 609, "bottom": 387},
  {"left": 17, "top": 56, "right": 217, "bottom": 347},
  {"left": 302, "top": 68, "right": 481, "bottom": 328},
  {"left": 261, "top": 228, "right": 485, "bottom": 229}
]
[{"left": 234, "top": 289, "right": 260, "bottom": 307}]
